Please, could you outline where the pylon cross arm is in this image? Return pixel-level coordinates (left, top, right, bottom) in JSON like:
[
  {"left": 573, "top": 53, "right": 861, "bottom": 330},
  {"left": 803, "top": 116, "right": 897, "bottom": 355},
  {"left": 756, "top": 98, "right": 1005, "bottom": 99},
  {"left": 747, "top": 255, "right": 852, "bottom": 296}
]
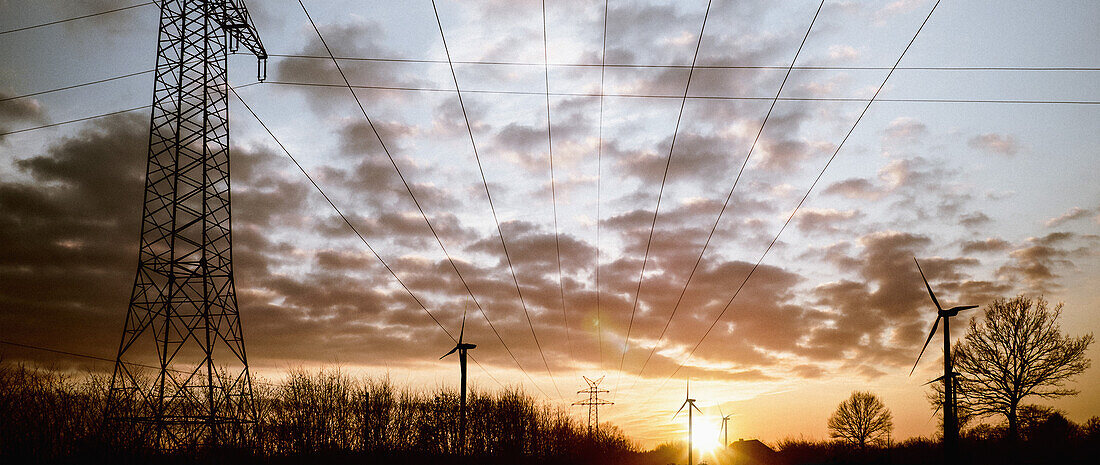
[{"left": 219, "top": 0, "right": 266, "bottom": 59}]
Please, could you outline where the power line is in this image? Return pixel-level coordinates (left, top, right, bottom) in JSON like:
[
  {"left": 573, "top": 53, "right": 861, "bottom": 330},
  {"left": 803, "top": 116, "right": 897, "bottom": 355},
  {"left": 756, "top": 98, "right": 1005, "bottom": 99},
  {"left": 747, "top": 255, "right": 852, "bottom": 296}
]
[
  {"left": 0, "top": 1, "right": 155, "bottom": 36},
  {"left": 630, "top": 0, "right": 826, "bottom": 386},
  {"left": 651, "top": 0, "right": 945, "bottom": 396},
  {"left": 542, "top": 0, "right": 576, "bottom": 376},
  {"left": 0, "top": 70, "right": 153, "bottom": 103},
  {"left": 4, "top": 67, "right": 1095, "bottom": 130},
  {"left": 0, "top": 105, "right": 148, "bottom": 137},
  {"left": 294, "top": 0, "right": 542, "bottom": 398},
  {"left": 595, "top": 0, "right": 609, "bottom": 372},
  {"left": 261, "top": 80, "right": 1100, "bottom": 105},
  {"left": 430, "top": 0, "right": 563, "bottom": 400},
  {"left": 228, "top": 86, "right": 507, "bottom": 391},
  {"left": 0, "top": 83, "right": 260, "bottom": 138},
  {"left": 0, "top": 336, "right": 504, "bottom": 390},
  {"left": 0, "top": 338, "right": 281, "bottom": 387},
  {"left": 2, "top": 81, "right": 1094, "bottom": 141},
  {"left": 615, "top": 0, "right": 713, "bottom": 395},
  {"left": 268, "top": 53, "right": 1100, "bottom": 72}
]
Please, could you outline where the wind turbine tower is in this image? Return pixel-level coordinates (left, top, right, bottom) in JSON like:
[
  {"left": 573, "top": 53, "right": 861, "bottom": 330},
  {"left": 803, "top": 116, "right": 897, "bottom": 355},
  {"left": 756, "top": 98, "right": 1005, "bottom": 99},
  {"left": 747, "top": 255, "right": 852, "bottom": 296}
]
[
  {"left": 719, "top": 406, "right": 732, "bottom": 448},
  {"left": 106, "top": 0, "right": 266, "bottom": 449},
  {"left": 442, "top": 302, "right": 477, "bottom": 454},
  {"left": 573, "top": 376, "right": 613, "bottom": 438},
  {"left": 674, "top": 381, "right": 702, "bottom": 465},
  {"left": 910, "top": 257, "right": 977, "bottom": 462}
]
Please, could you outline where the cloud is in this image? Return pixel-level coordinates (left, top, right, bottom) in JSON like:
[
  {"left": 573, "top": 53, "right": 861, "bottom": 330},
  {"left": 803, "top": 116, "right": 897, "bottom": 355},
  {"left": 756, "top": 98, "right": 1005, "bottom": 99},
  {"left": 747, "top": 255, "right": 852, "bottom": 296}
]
[
  {"left": 960, "top": 237, "right": 1010, "bottom": 254},
  {"left": 827, "top": 44, "right": 860, "bottom": 62},
  {"left": 0, "top": 114, "right": 149, "bottom": 354},
  {"left": 1045, "top": 206, "right": 1092, "bottom": 227},
  {"left": 884, "top": 117, "right": 927, "bottom": 143},
  {"left": 968, "top": 133, "right": 1021, "bottom": 156},
  {"left": 795, "top": 208, "right": 862, "bottom": 235},
  {"left": 272, "top": 19, "right": 431, "bottom": 112},
  {"left": 958, "top": 211, "right": 991, "bottom": 228},
  {"left": 995, "top": 232, "right": 1080, "bottom": 293},
  {"left": 798, "top": 231, "right": 989, "bottom": 374},
  {"left": 875, "top": 0, "right": 922, "bottom": 22},
  {"left": 823, "top": 178, "right": 886, "bottom": 200},
  {"left": 0, "top": 93, "right": 47, "bottom": 141}
]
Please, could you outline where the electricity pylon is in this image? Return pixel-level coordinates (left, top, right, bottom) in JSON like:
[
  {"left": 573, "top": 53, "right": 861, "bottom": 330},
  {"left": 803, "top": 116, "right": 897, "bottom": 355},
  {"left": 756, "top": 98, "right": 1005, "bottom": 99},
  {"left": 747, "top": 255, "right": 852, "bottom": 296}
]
[
  {"left": 106, "top": 0, "right": 266, "bottom": 449},
  {"left": 573, "top": 376, "right": 613, "bottom": 438}
]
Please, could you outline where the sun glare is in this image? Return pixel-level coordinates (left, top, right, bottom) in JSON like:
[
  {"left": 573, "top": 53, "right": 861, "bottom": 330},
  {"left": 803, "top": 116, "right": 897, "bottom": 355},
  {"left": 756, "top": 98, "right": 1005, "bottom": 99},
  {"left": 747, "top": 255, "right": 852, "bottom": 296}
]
[{"left": 693, "top": 418, "right": 723, "bottom": 453}]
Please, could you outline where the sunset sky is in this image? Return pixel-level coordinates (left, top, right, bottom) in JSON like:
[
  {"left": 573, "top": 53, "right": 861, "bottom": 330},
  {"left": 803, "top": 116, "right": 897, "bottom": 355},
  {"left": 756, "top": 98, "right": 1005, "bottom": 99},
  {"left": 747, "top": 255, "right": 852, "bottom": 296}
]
[{"left": 1, "top": 0, "right": 1098, "bottom": 448}]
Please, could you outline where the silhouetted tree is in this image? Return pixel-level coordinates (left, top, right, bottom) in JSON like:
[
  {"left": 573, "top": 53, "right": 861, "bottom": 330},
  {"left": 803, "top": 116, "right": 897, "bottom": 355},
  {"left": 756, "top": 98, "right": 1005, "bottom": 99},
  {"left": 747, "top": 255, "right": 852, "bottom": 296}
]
[
  {"left": 827, "top": 391, "right": 893, "bottom": 448},
  {"left": 953, "top": 296, "right": 1093, "bottom": 441}
]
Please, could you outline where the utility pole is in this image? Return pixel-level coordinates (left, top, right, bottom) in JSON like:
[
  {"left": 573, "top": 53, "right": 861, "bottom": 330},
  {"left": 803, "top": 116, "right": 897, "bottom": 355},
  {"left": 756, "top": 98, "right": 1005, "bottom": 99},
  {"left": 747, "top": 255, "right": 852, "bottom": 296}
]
[
  {"left": 106, "top": 0, "right": 266, "bottom": 450},
  {"left": 573, "top": 376, "right": 613, "bottom": 438}
]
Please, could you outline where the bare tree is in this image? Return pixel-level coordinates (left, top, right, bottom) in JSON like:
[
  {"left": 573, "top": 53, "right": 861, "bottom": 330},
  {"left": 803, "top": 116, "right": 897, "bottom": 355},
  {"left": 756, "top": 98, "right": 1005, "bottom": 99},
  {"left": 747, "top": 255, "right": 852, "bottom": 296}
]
[
  {"left": 953, "top": 295, "right": 1093, "bottom": 441},
  {"left": 827, "top": 391, "right": 894, "bottom": 448}
]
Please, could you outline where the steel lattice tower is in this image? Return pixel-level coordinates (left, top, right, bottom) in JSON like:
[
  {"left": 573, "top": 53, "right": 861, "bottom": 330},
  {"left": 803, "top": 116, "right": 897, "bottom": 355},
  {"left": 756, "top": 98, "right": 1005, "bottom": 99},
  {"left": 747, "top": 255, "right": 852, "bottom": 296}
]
[
  {"left": 573, "top": 376, "right": 613, "bottom": 438},
  {"left": 107, "top": 0, "right": 266, "bottom": 449}
]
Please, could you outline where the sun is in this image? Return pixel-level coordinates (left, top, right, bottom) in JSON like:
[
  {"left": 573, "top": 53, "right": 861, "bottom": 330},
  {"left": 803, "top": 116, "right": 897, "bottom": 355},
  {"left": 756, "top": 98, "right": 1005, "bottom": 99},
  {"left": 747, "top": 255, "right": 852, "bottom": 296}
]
[{"left": 693, "top": 418, "right": 723, "bottom": 454}]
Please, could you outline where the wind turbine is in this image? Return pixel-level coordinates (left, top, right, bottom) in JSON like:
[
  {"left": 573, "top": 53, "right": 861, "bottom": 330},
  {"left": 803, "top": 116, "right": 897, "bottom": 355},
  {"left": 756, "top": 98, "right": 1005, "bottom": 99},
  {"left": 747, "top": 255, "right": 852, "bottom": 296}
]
[
  {"left": 718, "top": 405, "right": 733, "bottom": 448},
  {"left": 674, "top": 380, "right": 702, "bottom": 465},
  {"left": 910, "top": 257, "right": 977, "bottom": 461},
  {"left": 924, "top": 371, "right": 964, "bottom": 423},
  {"left": 442, "top": 299, "right": 477, "bottom": 455}
]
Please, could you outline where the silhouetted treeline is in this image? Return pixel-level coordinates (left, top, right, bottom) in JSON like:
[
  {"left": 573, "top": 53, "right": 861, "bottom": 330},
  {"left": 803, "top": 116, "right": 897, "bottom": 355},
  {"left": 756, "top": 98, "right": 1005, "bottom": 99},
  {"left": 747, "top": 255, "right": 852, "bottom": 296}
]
[
  {"left": 775, "top": 408, "right": 1100, "bottom": 465},
  {"left": 5, "top": 362, "right": 1098, "bottom": 465},
  {"left": 0, "top": 364, "right": 637, "bottom": 464}
]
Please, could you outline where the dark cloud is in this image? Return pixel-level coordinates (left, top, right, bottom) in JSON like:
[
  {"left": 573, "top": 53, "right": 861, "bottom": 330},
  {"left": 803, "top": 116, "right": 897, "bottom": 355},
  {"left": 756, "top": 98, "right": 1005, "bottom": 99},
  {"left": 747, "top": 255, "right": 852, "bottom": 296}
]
[
  {"left": 996, "top": 232, "right": 1083, "bottom": 293},
  {"left": 0, "top": 111, "right": 466, "bottom": 372},
  {"left": 0, "top": 114, "right": 147, "bottom": 356},
  {"left": 0, "top": 93, "right": 47, "bottom": 141},
  {"left": 797, "top": 231, "right": 988, "bottom": 374}
]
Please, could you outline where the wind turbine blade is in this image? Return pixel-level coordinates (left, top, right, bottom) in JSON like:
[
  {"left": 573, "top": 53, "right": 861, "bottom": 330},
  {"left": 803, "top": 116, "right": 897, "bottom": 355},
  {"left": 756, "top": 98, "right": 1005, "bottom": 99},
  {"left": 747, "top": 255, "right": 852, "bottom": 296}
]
[
  {"left": 719, "top": 405, "right": 724, "bottom": 417},
  {"left": 928, "top": 404, "right": 942, "bottom": 422},
  {"left": 692, "top": 403, "right": 702, "bottom": 413},
  {"left": 948, "top": 305, "right": 979, "bottom": 312},
  {"left": 459, "top": 297, "right": 468, "bottom": 343},
  {"left": 440, "top": 346, "right": 458, "bottom": 360},
  {"left": 673, "top": 401, "right": 688, "bottom": 420},
  {"left": 923, "top": 374, "right": 946, "bottom": 386},
  {"left": 910, "top": 316, "right": 941, "bottom": 376},
  {"left": 914, "top": 257, "right": 943, "bottom": 311}
]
